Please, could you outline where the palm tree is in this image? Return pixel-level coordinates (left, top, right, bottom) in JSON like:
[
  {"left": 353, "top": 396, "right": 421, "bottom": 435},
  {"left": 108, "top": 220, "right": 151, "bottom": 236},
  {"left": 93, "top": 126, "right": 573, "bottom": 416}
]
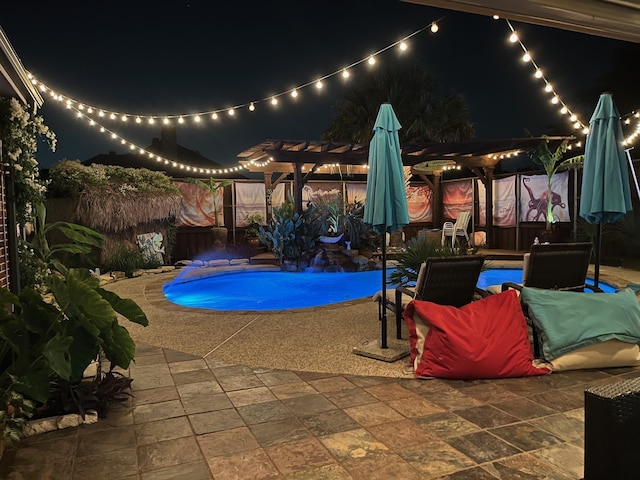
[{"left": 322, "top": 62, "right": 475, "bottom": 144}]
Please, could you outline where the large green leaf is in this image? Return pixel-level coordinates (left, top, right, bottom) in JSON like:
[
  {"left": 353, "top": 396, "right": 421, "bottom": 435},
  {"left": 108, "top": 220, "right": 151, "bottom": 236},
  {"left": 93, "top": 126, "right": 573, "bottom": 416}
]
[
  {"left": 13, "top": 369, "right": 51, "bottom": 404},
  {"left": 48, "top": 244, "right": 93, "bottom": 256},
  {"left": 51, "top": 223, "right": 103, "bottom": 247},
  {"left": 97, "top": 288, "right": 149, "bottom": 327},
  {"left": 19, "top": 289, "right": 62, "bottom": 335},
  {"left": 42, "top": 333, "right": 73, "bottom": 379},
  {"left": 101, "top": 324, "right": 136, "bottom": 369},
  {"left": 67, "top": 328, "right": 100, "bottom": 380}
]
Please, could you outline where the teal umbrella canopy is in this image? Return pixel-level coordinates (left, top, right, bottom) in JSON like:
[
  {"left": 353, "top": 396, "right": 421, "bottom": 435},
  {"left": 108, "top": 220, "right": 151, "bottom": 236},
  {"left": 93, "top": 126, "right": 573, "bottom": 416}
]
[
  {"left": 364, "top": 103, "right": 410, "bottom": 234},
  {"left": 580, "top": 93, "right": 632, "bottom": 224},
  {"left": 579, "top": 92, "right": 632, "bottom": 287},
  {"left": 363, "top": 103, "right": 409, "bottom": 351}
]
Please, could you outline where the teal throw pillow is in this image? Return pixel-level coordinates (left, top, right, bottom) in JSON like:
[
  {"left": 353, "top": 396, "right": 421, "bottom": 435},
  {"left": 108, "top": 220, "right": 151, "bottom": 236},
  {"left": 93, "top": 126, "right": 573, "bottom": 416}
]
[{"left": 520, "top": 287, "right": 640, "bottom": 361}]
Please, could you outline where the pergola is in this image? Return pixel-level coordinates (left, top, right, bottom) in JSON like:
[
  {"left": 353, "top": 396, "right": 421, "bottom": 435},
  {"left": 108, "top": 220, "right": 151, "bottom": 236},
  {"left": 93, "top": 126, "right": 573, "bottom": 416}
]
[{"left": 237, "top": 135, "right": 574, "bottom": 246}]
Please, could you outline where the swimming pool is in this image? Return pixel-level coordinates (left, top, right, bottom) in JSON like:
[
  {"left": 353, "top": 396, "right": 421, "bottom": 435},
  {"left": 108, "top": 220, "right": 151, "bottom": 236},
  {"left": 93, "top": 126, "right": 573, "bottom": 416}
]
[{"left": 163, "top": 267, "right": 616, "bottom": 311}]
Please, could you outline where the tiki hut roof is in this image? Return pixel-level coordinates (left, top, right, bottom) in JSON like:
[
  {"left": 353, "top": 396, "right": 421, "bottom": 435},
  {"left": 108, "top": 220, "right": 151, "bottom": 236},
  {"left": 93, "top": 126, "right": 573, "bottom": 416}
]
[{"left": 75, "top": 187, "right": 182, "bottom": 233}]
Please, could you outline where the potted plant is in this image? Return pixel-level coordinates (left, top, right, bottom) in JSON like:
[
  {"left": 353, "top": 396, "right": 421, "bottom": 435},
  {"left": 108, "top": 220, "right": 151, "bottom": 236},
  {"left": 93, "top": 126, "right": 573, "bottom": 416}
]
[
  {"left": 526, "top": 136, "right": 583, "bottom": 242},
  {"left": 191, "top": 177, "right": 233, "bottom": 246}
]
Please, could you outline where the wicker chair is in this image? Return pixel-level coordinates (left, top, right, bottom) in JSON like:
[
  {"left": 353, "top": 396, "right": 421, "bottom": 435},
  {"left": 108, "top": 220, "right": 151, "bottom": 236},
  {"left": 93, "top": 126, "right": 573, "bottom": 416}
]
[
  {"left": 379, "top": 255, "right": 488, "bottom": 339},
  {"left": 500, "top": 242, "right": 603, "bottom": 356},
  {"left": 501, "top": 242, "right": 602, "bottom": 293}
]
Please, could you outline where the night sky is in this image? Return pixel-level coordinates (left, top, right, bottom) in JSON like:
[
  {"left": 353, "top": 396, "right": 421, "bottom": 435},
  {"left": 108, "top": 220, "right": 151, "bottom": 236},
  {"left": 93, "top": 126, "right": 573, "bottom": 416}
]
[{"left": 2, "top": 0, "right": 636, "bottom": 171}]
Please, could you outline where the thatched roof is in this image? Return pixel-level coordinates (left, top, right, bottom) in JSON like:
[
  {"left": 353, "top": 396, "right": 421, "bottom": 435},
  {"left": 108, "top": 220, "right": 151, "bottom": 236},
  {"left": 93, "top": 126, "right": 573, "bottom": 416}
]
[{"left": 76, "top": 188, "right": 182, "bottom": 233}]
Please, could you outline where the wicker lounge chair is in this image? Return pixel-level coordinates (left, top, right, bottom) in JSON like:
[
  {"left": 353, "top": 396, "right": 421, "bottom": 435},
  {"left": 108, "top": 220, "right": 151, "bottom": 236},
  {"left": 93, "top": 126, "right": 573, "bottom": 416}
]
[
  {"left": 501, "top": 242, "right": 602, "bottom": 293},
  {"left": 379, "top": 255, "right": 488, "bottom": 339}
]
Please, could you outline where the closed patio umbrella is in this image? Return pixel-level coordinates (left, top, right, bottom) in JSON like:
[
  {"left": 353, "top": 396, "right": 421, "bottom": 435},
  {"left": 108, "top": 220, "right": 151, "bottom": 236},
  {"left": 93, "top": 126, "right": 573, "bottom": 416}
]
[
  {"left": 580, "top": 92, "right": 632, "bottom": 287},
  {"left": 360, "top": 103, "right": 409, "bottom": 354}
]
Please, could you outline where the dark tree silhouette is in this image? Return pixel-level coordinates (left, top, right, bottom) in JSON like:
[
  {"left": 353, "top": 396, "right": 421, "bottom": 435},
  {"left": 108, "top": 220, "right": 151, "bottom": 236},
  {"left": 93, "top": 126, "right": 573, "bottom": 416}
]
[{"left": 322, "top": 62, "right": 475, "bottom": 144}]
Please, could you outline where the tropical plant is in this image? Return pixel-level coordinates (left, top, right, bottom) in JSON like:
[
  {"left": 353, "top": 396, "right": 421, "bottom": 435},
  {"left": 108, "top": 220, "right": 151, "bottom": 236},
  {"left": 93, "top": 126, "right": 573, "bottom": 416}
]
[
  {"left": 322, "top": 62, "right": 474, "bottom": 144},
  {"left": 526, "top": 136, "right": 584, "bottom": 231},
  {"left": 1, "top": 202, "right": 148, "bottom": 446},
  {"left": 259, "top": 196, "right": 303, "bottom": 264},
  {"left": 23, "top": 202, "right": 103, "bottom": 287},
  {"left": 389, "top": 236, "right": 468, "bottom": 287}
]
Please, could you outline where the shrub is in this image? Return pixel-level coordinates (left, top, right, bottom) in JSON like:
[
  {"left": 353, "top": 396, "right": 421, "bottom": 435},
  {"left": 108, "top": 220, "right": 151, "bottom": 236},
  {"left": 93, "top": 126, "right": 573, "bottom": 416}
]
[{"left": 104, "top": 247, "right": 161, "bottom": 277}]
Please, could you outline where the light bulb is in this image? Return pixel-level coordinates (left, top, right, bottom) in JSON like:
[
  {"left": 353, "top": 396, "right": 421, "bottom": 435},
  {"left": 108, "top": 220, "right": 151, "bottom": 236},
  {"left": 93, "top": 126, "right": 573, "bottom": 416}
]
[
  {"left": 228, "top": 108, "right": 235, "bottom": 115},
  {"left": 149, "top": 118, "right": 155, "bottom": 124},
  {"left": 368, "top": 55, "right": 375, "bottom": 65},
  {"left": 316, "top": 80, "right": 323, "bottom": 89},
  {"left": 509, "top": 32, "right": 518, "bottom": 43},
  {"left": 570, "top": 114, "right": 577, "bottom": 121},
  {"left": 110, "top": 113, "right": 116, "bottom": 120},
  {"left": 560, "top": 106, "right": 568, "bottom": 114},
  {"left": 271, "top": 97, "right": 278, "bottom": 106},
  {"left": 195, "top": 115, "right": 201, "bottom": 122},
  {"left": 534, "top": 69, "right": 543, "bottom": 78},
  {"left": 342, "top": 69, "right": 349, "bottom": 79},
  {"left": 121, "top": 115, "right": 127, "bottom": 122},
  {"left": 522, "top": 52, "right": 531, "bottom": 62},
  {"left": 291, "top": 89, "right": 298, "bottom": 98},
  {"left": 493, "top": 14, "right": 499, "bottom": 20},
  {"left": 399, "top": 41, "right": 407, "bottom": 51},
  {"left": 163, "top": 118, "right": 170, "bottom": 124},
  {"left": 544, "top": 84, "right": 552, "bottom": 92},
  {"left": 249, "top": 103, "right": 255, "bottom": 111},
  {"left": 178, "top": 117, "right": 184, "bottom": 124},
  {"left": 211, "top": 112, "right": 218, "bottom": 120},
  {"left": 574, "top": 122, "right": 581, "bottom": 129},
  {"left": 551, "top": 96, "right": 559, "bottom": 104},
  {"left": 135, "top": 117, "right": 142, "bottom": 123},
  {"left": 430, "top": 22, "right": 439, "bottom": 33}
]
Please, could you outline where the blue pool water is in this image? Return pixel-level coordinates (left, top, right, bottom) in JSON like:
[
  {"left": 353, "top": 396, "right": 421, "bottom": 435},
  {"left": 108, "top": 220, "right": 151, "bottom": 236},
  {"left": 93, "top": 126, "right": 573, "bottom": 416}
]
[{"left": 163, "top": 267, "right": 615, "bottom": 311}]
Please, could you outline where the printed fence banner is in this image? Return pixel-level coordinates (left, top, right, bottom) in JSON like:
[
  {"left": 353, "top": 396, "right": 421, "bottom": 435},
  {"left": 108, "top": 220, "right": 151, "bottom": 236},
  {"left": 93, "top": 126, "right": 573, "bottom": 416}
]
[
  {"left": 235, "top": 182, "right": 266, "bottom": 227},
  {"left": 302, "top": 182, "right": 343, "bottom": 206},
  {"left": 443, "top": 179, "right": 473, "bottom": 220},
  {"left": 346, "top": 182, "right": 367, "bottom": 207},
  {"left": 477, "top": 180, "right": 486, "bottom": 227},
  {"left": 269, "top": 183, "right": 287, "bottom": 209},
  {"left": 494, "top": 176, "right": 517, "bottom": 227},
  {"left": 174, "top": 181, "right": 221, "bottom": 227},
  {"left": 519, "top": 171, "right": 570, "bottom": 223},
  {"left": 407, "top": 185, "right": 433, "bottom": 222}
]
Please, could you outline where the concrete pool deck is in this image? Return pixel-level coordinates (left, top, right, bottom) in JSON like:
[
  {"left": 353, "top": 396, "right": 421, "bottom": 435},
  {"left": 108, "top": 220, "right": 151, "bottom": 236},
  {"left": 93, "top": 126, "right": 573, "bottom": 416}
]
[{"left": 105, "top": 256, "right": 640, "bottom": 379}]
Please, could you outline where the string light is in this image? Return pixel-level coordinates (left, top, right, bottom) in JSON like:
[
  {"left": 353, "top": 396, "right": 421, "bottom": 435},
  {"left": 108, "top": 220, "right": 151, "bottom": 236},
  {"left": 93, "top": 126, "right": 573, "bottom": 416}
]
[
  {"left": 26, "top": 19, "right": 443, "bottom": 128},
  {"left": 505, "top": 19, "right": 590, "bottom": 141},
  {"left": 68, "top": 104, "right": 248, "bottom": 175}
]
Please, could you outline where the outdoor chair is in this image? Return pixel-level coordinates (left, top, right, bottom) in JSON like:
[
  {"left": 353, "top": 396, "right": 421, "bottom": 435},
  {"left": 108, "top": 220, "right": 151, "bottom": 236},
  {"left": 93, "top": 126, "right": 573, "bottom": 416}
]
[
  {"left": 500, "top": 242, "right": 602, "bottom": 293},
  {"left": 378, "top": 254, "right": 488, "bottom": 339},
  {"left": 498, "top": 242, "right": 604, "bottom": 357},
  {"left": 441, "top": 211, "right": 471, "bottom": 248}
]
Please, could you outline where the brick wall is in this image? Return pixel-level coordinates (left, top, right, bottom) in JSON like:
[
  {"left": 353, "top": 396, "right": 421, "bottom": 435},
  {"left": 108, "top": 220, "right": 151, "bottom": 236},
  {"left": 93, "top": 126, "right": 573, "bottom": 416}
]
[{"left": 0, "top": 163, "right": 9, "bottom": 290}]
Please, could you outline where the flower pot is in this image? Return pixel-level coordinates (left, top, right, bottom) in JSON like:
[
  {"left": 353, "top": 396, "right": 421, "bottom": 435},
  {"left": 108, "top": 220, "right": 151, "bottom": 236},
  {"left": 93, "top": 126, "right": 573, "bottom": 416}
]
[
  {"left": 211, "top": 226, "right": 228, "bottom": 246},
  {"left": 539, "top": 229, "right": 563, "bottom": 244}
]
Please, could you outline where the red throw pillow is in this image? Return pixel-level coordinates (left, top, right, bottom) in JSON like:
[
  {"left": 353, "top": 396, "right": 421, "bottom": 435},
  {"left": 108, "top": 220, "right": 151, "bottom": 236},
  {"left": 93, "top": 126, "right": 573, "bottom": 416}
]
[{"left": 404, "top": 290, "right": 550, "bottom": 379}]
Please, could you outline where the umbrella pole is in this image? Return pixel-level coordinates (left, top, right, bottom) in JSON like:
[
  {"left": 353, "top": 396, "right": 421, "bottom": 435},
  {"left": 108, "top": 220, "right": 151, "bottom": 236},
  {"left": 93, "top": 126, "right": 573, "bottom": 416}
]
[
  {"left": 594, "top": 223, "right": 601, "bottom": 288},
  {"left": 380, "top": 235, "right": 388, "bottom": 349}
]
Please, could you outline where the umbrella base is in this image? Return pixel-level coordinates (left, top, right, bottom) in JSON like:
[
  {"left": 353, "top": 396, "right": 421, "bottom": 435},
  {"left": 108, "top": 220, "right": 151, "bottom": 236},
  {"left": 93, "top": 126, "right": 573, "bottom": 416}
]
[{"left": 352, "top": 339, "right": 410, "bottom": 363}]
